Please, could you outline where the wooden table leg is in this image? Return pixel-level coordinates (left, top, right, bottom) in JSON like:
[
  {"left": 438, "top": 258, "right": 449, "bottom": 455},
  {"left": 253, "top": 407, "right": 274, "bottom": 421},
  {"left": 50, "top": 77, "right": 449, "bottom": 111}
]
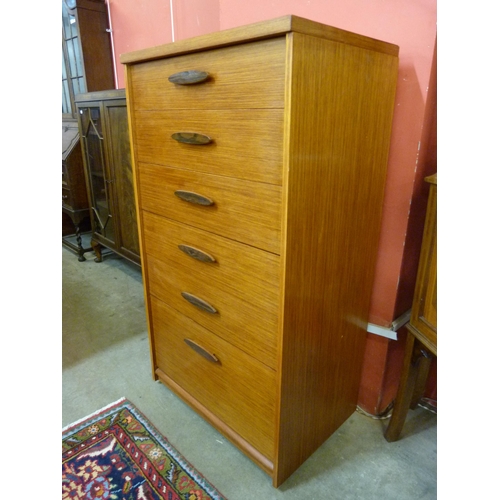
[
  {"left": 75, "top": 223, "right": 87, "bottom": 262},
  {"left": 384, "top": 331, "right": 434, "bottom": 442}
]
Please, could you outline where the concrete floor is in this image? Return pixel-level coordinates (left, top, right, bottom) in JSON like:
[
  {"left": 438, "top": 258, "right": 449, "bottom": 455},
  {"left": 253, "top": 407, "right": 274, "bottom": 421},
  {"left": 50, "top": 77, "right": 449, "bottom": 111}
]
[{"left": 62, "top": 244, "right": 437, "bottom": 499}]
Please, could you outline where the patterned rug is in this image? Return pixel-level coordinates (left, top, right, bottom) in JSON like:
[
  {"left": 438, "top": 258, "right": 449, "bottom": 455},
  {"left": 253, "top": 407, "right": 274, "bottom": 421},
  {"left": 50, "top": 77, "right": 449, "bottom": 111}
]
[{"left": 62, "top": 398, "right": 227, "bottom": 500}]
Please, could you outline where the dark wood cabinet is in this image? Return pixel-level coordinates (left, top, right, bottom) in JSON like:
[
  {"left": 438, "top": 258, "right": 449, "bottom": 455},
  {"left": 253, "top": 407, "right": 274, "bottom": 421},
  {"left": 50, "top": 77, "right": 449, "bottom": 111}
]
[
  {"left": 62, "top": 0, "right": 115, "bottom": 259},
  {"left": 76, "top": 89, "right": 141, "bottom": 266},
  {"left": 62, "top": 0, "right": 114, "bottom": 118},
  {"left": 62, "top": 120, "right": 92, "bottom": 260}
]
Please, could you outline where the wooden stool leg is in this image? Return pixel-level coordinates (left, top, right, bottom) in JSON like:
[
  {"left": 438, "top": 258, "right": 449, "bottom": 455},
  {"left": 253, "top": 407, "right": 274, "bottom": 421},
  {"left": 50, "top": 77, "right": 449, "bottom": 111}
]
[
  {"left": 410, "top": 351, "right": 432, "bottom": 409},
  {"left": 385, "top": 332, "right": 434, "bottom": 442},
  {"left": 385, "top": 333, "right": 416, "bottom": 442}
]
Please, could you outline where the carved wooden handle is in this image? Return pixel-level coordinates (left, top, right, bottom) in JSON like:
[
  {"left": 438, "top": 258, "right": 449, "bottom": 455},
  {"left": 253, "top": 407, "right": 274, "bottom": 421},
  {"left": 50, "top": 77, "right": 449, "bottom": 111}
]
[
  {"left": 178, "top": 244, "right": 216, "bottom": 263},
  {"left": 171, "top": 132, "right": 212, "bottom": 145},
  {"left": 181, "top": 292, "right": 218, "bottom": 314},
  {"left": 168, "top": 70, "right": 209, "bottom": 85},
  {"left": 174, "top": 190, "right": 214, "bottom": 206},
  {"left": 184, "top": 338, "right": 219, "bottom": 363}
]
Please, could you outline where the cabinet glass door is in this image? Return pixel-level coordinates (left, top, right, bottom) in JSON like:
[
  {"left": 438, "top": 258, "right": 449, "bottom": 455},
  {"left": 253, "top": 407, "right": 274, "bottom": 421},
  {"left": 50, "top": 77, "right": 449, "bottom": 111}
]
[{"left": 79, "top": 106, "right": 116, "bottom": 243}]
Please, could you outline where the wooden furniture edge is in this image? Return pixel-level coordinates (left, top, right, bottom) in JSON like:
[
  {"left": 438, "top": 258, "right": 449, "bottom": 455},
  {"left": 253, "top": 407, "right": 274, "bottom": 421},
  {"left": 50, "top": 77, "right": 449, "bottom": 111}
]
[
  {"left": 124, "top": 64, "right": 158, "bottom": 379},
  {"left": 120, "top": 15, "right": 399, "bottom": 65},
  {"left": 74, "top": 89, "right": 126, "bottom": 102},
  {"left": 155, "top": 368, "right": 275, "bottom": 477},
  {"left": 409, "top": 173, "right": 437, "bottom": 355},
  {"left": 70, "top": 0, "right": 108, "bottom": 14},
  {"left": 406, "top": 317, "right": 437, "bottom": 356},
  {"left": 425, "top": 173, "right": 437, "bottom": 185}
]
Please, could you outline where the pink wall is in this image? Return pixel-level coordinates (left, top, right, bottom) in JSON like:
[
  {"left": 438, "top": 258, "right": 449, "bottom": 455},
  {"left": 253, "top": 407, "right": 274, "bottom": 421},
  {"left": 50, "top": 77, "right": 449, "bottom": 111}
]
[
  {"left": 218, "top": 0, "right": 437, "bottom": 326},
  {"left": 107, "top": 0, "right": 173, "bottom": 87},
  {"left": 171, "top": 0, "right": 220, "bottom": 42},
  {"left": 107, "top": 0, "right": 437, "bottom": 415},
  {"left": 108, "top": 0, "right": 220, "bottom": 88}
]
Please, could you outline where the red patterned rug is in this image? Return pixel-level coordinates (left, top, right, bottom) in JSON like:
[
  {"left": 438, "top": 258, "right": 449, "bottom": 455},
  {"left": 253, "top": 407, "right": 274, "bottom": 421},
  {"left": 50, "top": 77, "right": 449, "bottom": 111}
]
[{"left": 62, "top": 398, "right": 227, "bottom": 499}]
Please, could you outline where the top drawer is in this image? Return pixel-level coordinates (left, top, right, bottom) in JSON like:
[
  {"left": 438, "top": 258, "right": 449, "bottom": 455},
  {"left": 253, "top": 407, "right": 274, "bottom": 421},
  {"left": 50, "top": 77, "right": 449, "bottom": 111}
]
[{"left": 129, "top": 38, "right": 286, "bottom": 111}]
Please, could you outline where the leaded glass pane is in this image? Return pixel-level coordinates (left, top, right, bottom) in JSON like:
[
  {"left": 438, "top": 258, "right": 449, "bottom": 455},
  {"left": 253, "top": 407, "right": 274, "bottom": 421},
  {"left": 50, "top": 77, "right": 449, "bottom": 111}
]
[
  {"left": 81, "top": 107, "right": 115, "bottom": 242},
  {"left": 62, "top": 1, "right": 86, "bottom": 116},
  {"left": 62, "top": 80, "right": 71, "bottom": 114},
  {"left": 67, "top": 38, "right": 77, "bottom": 77},
  {"left": 72, "top": 77, "right": 85, "bottom": 97}
]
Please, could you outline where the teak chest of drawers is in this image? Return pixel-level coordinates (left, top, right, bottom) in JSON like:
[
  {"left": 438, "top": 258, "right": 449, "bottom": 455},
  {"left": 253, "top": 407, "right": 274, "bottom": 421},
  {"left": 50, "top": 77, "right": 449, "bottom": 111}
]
[{"left": 122, "top": 15, "right": 399, "bottom": 487}]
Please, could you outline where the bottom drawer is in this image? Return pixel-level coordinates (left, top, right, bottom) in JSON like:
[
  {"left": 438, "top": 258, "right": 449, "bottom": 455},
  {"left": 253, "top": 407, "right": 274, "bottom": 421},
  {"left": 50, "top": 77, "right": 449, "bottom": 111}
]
[{"left": 150, "top": 296, "right": 276, "bottom": 460}]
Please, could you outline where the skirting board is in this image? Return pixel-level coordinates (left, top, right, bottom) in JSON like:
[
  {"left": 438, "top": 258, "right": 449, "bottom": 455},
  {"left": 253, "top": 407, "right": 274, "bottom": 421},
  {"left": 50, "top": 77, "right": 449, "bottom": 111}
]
[{"left": 366, "top": 309, "right": 411, "bottom": 340}]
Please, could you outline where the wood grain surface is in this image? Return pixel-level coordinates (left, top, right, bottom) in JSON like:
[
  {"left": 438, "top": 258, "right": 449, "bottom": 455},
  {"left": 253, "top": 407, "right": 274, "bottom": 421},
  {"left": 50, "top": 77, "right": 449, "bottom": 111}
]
[
  {"left": 151, "top": 297, "right": 276, "bottom": 460},
  {"left": 124, "top": 17, "right": 399, "bottom": 487},
  {"left": 120, "top": 15, "right": 398, "bottom": 64},
  {"left": 137, "top": 163, "right": 282, "bottom": 254},
  {"left": 273, "top": 32, "right": 399, "bottom": 486},
  {"left": 129, "top": 38, "right": 285, "bottom": 110},
  {"left": 134, "top": 108, "right": 284, "bottom": 185}
]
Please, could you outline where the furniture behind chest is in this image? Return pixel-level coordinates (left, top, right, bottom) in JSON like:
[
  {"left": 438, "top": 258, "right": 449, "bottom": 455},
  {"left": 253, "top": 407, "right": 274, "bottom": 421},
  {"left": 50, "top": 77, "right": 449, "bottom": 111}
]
[
  {"left": 121, "top": 16, "right": 399, "bottom": 487},
  {"left": 62, "top": 0, "right": 114, "bottom": 114},
  {"left": 62, "top": 120, "right": 91, "bottom": 261},
  {"left": 385, "top": 174, "right": 437, "bottom": 442},
  {"left": 62, "top": 0, "right": 115, "bottom": 259},
  {"left": 75, "top": 89, "right": 141, "bottom": 266}
]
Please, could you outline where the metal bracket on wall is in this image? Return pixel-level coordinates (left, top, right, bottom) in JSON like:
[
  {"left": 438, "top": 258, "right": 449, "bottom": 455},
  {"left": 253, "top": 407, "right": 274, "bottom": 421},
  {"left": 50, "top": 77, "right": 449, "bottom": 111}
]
[{"left": 366, "top": 309, "right": 411, "bottom": 340}]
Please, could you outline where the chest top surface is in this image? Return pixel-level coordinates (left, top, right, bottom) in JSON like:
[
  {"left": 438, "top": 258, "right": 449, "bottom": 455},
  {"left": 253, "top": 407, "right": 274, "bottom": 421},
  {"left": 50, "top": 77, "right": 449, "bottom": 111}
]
[{"left": 120, "top": 14, "right": 399, "bottom": 65}]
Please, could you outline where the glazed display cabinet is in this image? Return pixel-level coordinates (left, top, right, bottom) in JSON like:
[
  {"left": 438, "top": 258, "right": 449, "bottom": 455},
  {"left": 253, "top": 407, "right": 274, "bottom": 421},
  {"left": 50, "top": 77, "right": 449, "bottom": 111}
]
[
  {"left": 76, "top": 90, "right": 140, "bottom": 266},
  {"left": 62, "top": 0, "right": 114, "bottom": 118},
  {"left": 62, "top": 0, "right": 115, "bottom": 259},
  {"left": 62, "top": 120, "right": 91, "bottom": 260}
]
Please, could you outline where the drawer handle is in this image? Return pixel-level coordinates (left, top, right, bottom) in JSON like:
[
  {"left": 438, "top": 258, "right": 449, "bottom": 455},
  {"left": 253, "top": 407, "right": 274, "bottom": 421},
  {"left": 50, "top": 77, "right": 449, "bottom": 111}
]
[
  {"left": 184, "top": 338, "right": 219, "bottom": 363},
  {"left": 168, "top": 70, "right": 209, "bottom": 85},
  {"left": 178, "top": 244, "right": 216, "bottom": 263},
  {"left": 171, "top": 132, "right": 212, "bottom": 145},
  {"left": 181, "top": 292, "right": 218, "bottom": 314},
  {"left": 174, "top": 190, "right": 214, "bottom": 206}
]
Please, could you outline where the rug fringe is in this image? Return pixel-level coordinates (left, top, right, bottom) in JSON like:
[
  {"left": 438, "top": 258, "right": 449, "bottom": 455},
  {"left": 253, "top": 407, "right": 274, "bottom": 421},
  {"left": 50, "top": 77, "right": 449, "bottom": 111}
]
[{"left": 62, "top": 397, "right": 127, "bottom": 433}]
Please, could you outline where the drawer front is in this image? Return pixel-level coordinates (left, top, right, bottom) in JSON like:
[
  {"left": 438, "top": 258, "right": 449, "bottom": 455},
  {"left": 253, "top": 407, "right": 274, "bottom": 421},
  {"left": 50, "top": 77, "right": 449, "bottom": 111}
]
[
  {"left": 138, "top": 163, "right": 282, "bottom": 254},
  {"left": 143, "top": 211, "right": 279, "bottom": 299},
  {"left": 130, "top": 37, "right": 286, "bottom": 111},
  {"left": 147, "top": 254, "right": 278, "bottom": 368},
  {"left": 151, "top": 297, "right": 276, "bottom": 460},
  {"left": 134, "top": 109, "right": 283, "bottom": 185}
]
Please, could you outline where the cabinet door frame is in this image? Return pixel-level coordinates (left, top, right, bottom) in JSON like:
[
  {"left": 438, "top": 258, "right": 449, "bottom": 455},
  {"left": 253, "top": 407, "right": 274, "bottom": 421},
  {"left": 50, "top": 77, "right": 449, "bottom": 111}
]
[
  {"left": 77, "top": 101, "right": 119, "bottom": 251},
  {"left": 101, "top": 98, "right": 141, "bottom": 263}
]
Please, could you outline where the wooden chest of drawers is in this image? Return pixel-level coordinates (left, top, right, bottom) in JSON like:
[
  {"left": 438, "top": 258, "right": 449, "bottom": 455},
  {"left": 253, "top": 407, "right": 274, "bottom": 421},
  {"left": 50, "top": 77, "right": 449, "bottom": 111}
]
[{"left": 122, "top": 15, "right": 399, "bottom": 487}]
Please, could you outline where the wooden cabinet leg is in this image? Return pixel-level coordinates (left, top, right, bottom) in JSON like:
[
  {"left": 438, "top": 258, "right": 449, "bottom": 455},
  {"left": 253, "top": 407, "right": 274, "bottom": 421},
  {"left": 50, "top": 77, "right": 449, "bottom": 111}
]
[{"left": 91, "top": 239, "right": 103, "bottom": 263}]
